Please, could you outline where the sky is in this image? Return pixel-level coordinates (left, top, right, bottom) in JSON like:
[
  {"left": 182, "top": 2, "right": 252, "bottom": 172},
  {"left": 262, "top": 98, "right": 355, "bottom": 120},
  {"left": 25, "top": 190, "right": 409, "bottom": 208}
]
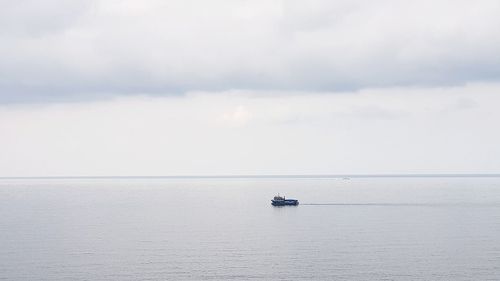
[{"left": 1, "top": 0, "right": 500, "bottom": 176}]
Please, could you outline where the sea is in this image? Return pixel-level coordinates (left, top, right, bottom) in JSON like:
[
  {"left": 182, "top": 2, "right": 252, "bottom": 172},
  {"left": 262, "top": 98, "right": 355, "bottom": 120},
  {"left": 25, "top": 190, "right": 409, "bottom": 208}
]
[{"left": 1, "top": 176, "right": 500, "bottom": 280}]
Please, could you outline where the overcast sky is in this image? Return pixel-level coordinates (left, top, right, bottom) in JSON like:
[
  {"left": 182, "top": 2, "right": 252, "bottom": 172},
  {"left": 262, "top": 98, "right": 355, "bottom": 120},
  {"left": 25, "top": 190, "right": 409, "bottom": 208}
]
[{"left": 1, "top": 0, "right": 500, "bottom": 176}]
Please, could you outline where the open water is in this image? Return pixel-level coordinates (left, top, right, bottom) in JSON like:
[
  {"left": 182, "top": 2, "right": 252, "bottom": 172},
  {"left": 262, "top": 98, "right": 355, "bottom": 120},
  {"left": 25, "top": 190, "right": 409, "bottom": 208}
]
[{"left": 1, "top": 177, "right": 500, "bottom": 280}]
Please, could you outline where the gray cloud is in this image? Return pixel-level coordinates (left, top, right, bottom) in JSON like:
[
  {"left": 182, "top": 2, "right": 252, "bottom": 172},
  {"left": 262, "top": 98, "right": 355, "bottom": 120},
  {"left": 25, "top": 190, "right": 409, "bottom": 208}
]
[{"left": 1, "top": 0, "right": 500, "bottom": 102}]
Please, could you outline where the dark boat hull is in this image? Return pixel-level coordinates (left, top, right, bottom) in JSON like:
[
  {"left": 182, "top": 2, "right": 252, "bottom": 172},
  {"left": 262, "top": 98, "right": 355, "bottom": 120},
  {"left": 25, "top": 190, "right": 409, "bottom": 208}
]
[{"left": 271, "top": 199, "right": 299, "bottom": 206}]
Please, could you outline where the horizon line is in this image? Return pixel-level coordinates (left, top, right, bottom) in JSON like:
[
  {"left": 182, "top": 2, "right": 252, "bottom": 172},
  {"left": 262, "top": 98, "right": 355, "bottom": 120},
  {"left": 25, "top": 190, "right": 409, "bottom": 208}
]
[{"left": 1, "top": 173, "right": 500, "bottom": 180}]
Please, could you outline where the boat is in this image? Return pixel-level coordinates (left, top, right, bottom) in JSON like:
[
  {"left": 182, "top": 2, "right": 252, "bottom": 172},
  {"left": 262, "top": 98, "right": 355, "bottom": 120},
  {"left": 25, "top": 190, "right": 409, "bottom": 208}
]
[{"left": 271, "top": 194, "right": 299, "bottom": 206}]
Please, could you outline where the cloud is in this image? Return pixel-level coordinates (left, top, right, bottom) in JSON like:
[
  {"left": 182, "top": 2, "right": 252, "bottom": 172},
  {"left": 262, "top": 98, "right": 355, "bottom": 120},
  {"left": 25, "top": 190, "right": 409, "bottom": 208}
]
[
  {"left": 221, "top": 106, "right": 253, "bottom": 127},
  {"left": 1, "top": 82, "right": 499, "bottom": 176},
  {"left": 1, "top": 0, "right": 500, "bottom": 102}
]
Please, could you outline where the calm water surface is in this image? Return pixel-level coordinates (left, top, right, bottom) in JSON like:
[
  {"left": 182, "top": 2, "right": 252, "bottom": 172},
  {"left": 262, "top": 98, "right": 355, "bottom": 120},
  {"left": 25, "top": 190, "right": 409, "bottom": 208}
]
[{"left": 1, "top": 177, "right": 500, "bottom": 280}]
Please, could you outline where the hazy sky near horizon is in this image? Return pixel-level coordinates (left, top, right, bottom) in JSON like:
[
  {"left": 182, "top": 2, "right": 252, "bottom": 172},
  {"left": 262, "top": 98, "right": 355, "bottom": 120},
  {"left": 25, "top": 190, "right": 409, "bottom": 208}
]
[{"left": 1, "top": 0, "right": 500, "bottom": 176}]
